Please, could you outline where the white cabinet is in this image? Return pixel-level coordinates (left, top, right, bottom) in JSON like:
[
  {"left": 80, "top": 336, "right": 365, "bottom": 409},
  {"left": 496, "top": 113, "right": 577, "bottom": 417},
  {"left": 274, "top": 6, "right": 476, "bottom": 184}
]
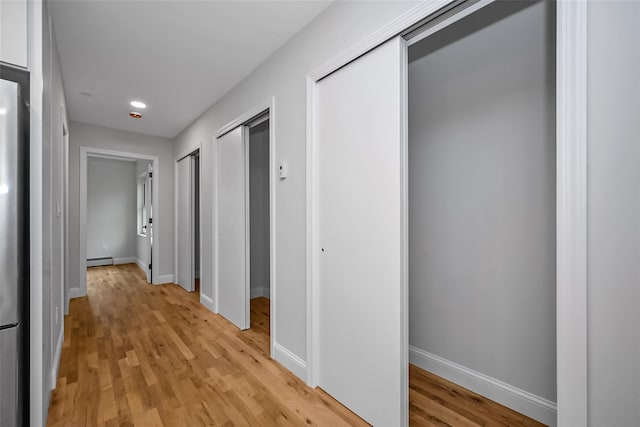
[{"left": 1, "top": 0, "right": 28, "bottom": 68}]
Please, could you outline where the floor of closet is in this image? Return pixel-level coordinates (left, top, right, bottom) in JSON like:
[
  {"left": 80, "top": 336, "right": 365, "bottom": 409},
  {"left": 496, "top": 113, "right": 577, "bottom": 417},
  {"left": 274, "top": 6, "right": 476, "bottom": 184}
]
[{"left": 409, "top": 364, "right": 546, "bottom": 426}]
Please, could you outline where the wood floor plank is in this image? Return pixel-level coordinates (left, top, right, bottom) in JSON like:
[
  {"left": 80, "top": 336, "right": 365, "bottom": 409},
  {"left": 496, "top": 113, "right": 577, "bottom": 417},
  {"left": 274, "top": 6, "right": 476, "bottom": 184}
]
[{"left": 47, "top": 264, "right": 547, "bottom": 427}]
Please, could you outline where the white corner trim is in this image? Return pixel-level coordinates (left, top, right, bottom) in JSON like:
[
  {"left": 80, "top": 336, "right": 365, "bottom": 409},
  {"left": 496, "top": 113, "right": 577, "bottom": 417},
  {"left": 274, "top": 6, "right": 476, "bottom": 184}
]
[
  {"left": 136, "top": 258, "right": 147, "bottom": 272},
  {"left": 272, "top": 342, "right": 306, "bottom": 381},
  {"left": 113, "top": 257, "right": 136, "bottom": 265},
  {"left": 409, "top": 346, "right": 557, "bottom": 427},
  {"left": 200, "top": 293, "right": 215, "bottom": 312},
  {"left": 51, "top": 328, "right": 64, "bottom": 390},
  {"left": 157, "top": 274, "right": 174, "bottom": 285},
  {"left": 68, "top": 287, "right": 84, "bottom": 299},
  {"left": 556, "top": 1, "right": 588, "bottom": 425}
]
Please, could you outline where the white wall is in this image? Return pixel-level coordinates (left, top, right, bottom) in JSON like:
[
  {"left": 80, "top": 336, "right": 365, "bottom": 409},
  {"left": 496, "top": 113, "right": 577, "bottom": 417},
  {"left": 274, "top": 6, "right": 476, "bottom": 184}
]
[
  {"left": 408, "top": 0, "right": 556, "bottom": 407},
  {"left": 86, "top": 157, "right": 137, "bottom": 260},
  {"left": 68, "top": 121, "right": 175, "bottom": 289},
  {"left": 587, "top": 2, "right": 640, "bottom": 425},
  {"left": 0, "top": 0, "right": 28, "bottom": 67},
  {"left": 174, "top": 0, "right": 420, "bottom": 367},
  {"left": 249, "top": 121, "right": 270, "bottom": 299}
]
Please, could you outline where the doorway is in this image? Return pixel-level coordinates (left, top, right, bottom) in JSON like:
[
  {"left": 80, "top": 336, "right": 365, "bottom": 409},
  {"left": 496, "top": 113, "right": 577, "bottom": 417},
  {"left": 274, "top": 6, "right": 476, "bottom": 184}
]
[
  {"left": 248, "top": 117, "right": 271, "bottom": 345},
  {"left": 78, "top": 147, "right": 160, "bottom": 296},
  {"left": 176, "top": 149, "right": 201, "bottom": 294},
  {"left": 407, "top": 1, "right": 556, "bottom": 425},
  {"left": 306, "top": 0, "right": 585, "bottom": 425},
  {"left": 215, "top": 107, "right": 273, "bottom": 355}
]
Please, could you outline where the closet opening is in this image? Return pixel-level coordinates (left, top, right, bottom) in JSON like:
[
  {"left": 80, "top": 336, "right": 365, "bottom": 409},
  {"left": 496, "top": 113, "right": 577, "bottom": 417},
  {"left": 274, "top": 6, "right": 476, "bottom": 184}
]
[
  {"left": 215, "top": 107, "right": 273, "bottom": 357},
  {"left": 407, "top": 1, "right": 556, "bottom": 426},
  {"left": 176, "top": 149, "right": 201, "bottom": 294}
]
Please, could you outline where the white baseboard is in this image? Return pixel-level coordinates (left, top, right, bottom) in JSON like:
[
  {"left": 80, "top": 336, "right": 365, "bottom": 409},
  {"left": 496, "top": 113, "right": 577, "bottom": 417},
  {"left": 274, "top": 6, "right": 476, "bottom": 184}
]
[
  {"left": 114, "top": 257, "right": 136, "bottom": 265},
  {"left": 69, "top": 287, "right": 84, "bottom": 298},
  {"left": 250, "top": 287, "right": 270, "bottom": 299},
  {"left": 51, "top": 328, "right": 63, "bottom": 390},
  {"left": 200, "top": 293, "right": 215, "bottom": 312},
  {"left": 157, "top": 274, "right": 174, "bottom": 284},
  {"left": 409, "top": 346, "right": 557, "bottom": 427},
  {"left": 136, "top": 258, "right": 147, "bottom": 272},
  {"left": 272, "top": 342, "right": 306, "bottom": 381}
]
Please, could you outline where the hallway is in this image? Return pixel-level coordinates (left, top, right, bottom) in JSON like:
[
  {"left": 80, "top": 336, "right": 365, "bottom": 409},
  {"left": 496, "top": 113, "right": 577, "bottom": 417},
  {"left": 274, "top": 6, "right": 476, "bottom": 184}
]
[{"left": 46, "top": 264, "right": 546, "bottom": 426}]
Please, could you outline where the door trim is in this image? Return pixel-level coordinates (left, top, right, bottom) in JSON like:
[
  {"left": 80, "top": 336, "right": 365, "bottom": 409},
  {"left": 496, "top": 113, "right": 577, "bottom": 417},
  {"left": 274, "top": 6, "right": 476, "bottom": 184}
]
[
  {"left": 77, "top": 147, "right": 160, "bottom": 297},
  {"left": 306, "top": 0, "right": 588, "bottom": 425},
  {"left": 213, "top": 98, "right": 277, "bottom": 356}
]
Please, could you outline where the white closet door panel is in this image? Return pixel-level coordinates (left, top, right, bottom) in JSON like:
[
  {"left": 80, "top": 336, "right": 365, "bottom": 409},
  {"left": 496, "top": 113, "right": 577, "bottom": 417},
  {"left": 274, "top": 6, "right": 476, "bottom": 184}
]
[
  {"left": 317, "top": 36, "right": 407, "bottom": 426},
  {"left": 217, "top": 127, "right": 249, "bottom": 330},
  {"left": 176, "top": 157, "right": 193, "bottom": 291}
]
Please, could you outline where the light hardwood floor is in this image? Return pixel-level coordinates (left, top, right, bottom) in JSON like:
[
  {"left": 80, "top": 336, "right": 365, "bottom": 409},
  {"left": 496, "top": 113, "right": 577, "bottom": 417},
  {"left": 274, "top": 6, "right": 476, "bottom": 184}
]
[{"left": 47, "top": 264, "right": 546, "bottom": 426}]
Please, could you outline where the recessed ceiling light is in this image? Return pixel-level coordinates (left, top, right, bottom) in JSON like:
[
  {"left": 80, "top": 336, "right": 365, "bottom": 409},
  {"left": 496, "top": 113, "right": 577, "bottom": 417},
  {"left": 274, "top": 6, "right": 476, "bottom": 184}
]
[
  {"left": 0, "top": 108, "right": 7, "bottom": 115},
  {"left": 80, "top": 91, "right": 93, "bottom": 98},
  {"left": 129, "top": 112, "right": 143, "bottom": 119},
  {"left": 130, "top": 101, "right": 146, "bottom": 109}
]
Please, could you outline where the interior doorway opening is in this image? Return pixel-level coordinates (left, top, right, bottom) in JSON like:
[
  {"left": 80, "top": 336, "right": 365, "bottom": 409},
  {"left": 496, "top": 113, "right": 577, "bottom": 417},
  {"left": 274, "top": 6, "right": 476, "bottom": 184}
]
[
  {"left": 215, "top": 107, "right": 273, "bottom": 357},
  {"left": 176, "top": 149, "right": 201, "bottom": 294},
  {"left": 78, "top": 147, "right": 160, "bottom": 296},
  {"left": 248, "top": 117, "right": 271, "bottom": 344},
  {"left": 308, "top": 0, "right": 561, "bottom": 425},
  {"left": 407, "top": 1, "right": 556, "bottom": 425}
]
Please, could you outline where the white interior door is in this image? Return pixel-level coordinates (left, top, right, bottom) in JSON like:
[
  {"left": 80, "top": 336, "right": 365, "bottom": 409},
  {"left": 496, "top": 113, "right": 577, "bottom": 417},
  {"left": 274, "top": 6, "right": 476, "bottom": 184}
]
[
  {"left": 176, "top": 157, "right": 193, "bottom": 291},
  {"left": 217, "top": 126, "right": 250, "bottom": 330},
  {"left": 315, "top": 36, "right": 407, "bottom": 426}
]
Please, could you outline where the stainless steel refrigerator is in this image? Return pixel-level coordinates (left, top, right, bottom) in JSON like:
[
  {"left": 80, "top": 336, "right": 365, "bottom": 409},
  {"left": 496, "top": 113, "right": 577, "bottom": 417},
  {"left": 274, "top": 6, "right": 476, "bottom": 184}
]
[{"left": 0, "top": 67, "right": 29, "bottom": 427}]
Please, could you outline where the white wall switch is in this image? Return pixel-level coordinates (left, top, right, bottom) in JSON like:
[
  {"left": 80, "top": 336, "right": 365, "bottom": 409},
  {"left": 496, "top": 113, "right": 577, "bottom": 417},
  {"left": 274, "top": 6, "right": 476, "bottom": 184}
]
[{"left": 279, "top": 161, "right": 288, "bottom": 179}]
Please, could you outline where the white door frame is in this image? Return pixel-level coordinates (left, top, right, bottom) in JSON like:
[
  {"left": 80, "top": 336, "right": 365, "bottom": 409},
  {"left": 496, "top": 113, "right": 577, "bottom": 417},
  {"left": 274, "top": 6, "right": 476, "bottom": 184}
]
[
  {"left": 78, "top": 147, "right": 161, "bottom": 296},
  {"left": 213, "top": 97, "right": 276, "bottom": 356},
  {"left": 306, "top": 1, "right": 587, "bottom": 425}
]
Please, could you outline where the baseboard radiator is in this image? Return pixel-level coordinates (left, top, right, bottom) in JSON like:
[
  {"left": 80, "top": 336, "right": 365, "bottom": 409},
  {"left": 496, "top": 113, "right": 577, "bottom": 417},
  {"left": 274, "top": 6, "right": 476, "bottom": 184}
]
[{"left": 87, "top": 257, "right": 114, "bottom": 267}]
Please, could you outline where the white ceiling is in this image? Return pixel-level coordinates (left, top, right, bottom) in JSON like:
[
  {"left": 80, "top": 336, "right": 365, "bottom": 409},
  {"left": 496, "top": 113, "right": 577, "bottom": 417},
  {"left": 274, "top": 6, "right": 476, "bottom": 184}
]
[{"left": 48, "top": 0, "right": 332, "bottom": 138}]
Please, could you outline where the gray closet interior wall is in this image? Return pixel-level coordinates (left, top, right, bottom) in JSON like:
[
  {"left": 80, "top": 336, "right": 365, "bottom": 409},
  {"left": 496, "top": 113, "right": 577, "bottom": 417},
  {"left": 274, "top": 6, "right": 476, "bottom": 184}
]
[
  {"left": 408, "top": 0, "right": 556, "bottom": 402},
  {"left": 249, "top": 121, "right": 270, "bottom": 297}
]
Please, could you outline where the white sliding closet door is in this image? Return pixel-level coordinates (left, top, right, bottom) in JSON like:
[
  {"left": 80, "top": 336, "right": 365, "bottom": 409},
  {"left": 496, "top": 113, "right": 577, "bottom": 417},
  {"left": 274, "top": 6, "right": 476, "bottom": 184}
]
[
  {"left": 176, "top": 157, "right": 193, "bottom": 292},
  {"left": 316, "top": 37, "right": 407, "bottom": 426},
  {"left": 217, "top": 127, "right": 250, "bottom": 330}
]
